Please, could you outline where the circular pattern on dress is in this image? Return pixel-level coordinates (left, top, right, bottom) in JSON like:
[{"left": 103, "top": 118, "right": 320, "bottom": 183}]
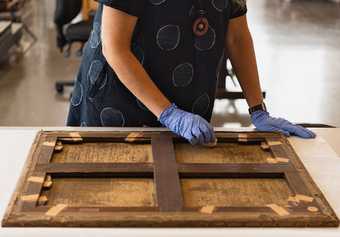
[
  {"left": 192, "top": 93, "right": 211, "bottom": 116},
  {"left": 149, "top": 0, "right": 167, "bottom": 5},
  {"left": 89, "top": 22, "right": 101, "bottom": 49},
  {"left": 156, "top": 25, "right": 181, "bottom": 51},
  {"left": 100, "top": 107, "right": 125, "bottom": 127},
  {"left": 88, "top": 60, "right": 104, "bottom": 85},
  {"left": 212, "top": 0, "right": 225, "bottom": 12},
  {"left": 194, "top": 26, "right": 216, "bottom": 51},
  {"left": 70, "top": 82, "right": 83, "bottom": 107},
  {"left": 172, "top": 63, "right": 194, "bottom": 87}
]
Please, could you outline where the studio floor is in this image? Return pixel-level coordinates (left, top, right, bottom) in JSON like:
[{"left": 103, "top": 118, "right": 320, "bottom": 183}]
[{"left": 0, "top": 0, "right": 339, "bottom": 127}]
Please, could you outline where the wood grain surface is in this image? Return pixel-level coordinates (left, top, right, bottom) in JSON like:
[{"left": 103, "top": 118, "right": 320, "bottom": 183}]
[
  {"left": 52, "top": 143, "right": 153, "bottom": 163},
  {"left": 2, "top": 131, "right": 338, "bottom": 227},
  {"left": 42, "top": 178, "right": 155, "bottom": 207},
  {"left": 175, "top": 143, "right": 271, "bottom": 164}
]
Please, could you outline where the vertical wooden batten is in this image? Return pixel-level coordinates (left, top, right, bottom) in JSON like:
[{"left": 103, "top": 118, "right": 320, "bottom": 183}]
[{"left": 152, "top": 134, "right": 183, "bottom": 212}]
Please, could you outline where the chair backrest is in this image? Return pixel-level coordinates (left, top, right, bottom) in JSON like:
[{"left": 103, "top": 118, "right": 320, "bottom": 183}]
[
  {"left": 54, "top": 0, "right": 82, "bottom": 26},
  {"left": 54, "top": 0, "right": 82, "bottom": 50}
]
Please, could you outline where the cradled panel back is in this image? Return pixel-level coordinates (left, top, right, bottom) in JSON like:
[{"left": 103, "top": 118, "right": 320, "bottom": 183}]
[{"left": 2, "top": 131, "right": 339, "bottom": 227}]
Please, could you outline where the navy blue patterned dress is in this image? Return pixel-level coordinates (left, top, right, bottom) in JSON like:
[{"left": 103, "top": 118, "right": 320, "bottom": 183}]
[{"left": 67, "top": 0, "right": 247, "bottom": 127}]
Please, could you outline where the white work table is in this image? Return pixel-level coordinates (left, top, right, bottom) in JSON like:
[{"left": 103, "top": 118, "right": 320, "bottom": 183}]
[{"left": 0, "top": 127, "right": 339, "bottom": 237}]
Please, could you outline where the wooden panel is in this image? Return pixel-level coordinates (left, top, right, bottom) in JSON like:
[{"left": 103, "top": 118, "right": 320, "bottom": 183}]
[
  {"left": 52, "top": 142, "right": 153, "bottom": 163},
  {"left": 182, "top": 178, "right": 292, "bottom": 207},
  {"left": 41, "top": 178, "right": 155, "bottom": 207},
  {"left": 175, "top": 142, "right": 271, "bottom": 163},
  {"left": 2, "top": 131, "right": 339, "bottom": 227}
]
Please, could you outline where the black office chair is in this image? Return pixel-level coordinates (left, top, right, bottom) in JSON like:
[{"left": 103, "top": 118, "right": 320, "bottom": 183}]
[
  {"left": 54, "top": 0, "right": 94, "bottom": 94},
  {"left": 0, "top": 0, "right": 37, "bottom": 53},
  {"left": 216, "top": 58, "right": 266, "bottom": 100}
]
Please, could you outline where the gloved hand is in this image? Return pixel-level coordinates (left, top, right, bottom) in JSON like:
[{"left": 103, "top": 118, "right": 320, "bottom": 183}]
[
  {"left": 251, "top": 110, "right": 316, "bottom": 139},
  {"left": 159, "top": 104, "right": 216, "bottom": 145}
]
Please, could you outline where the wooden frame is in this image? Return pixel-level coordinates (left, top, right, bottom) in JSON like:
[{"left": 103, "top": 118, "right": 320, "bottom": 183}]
[{"left": 2, "top": 130, "right": 339, "bottom": 227}]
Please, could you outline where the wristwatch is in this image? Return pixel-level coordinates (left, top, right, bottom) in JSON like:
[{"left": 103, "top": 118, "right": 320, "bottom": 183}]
[{"left": 248, "top": 102, "right": 267, "bottom": 115}]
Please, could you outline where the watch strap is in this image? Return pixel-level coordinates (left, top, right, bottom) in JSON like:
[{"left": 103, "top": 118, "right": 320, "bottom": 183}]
[{"left": 248, "top": 103, "right": 267, "bottom": 115}]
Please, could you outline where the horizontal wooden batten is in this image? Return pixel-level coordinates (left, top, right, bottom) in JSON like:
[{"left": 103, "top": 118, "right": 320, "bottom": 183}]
[
  {"left": 38, "top": 163, "right": 154, "bottom": 178},
  {"left": 27, "top": 206, "right": 160, "bottom": 213},
  {"left": 45, "top": 131, "right": 282, "bottom": 144},
  {"left": 48, "top": 131, "right": 165, "bottom": 139},
  {"left": 23, "top": 205, "right": 312, "bottom": 214},
  {"left": 35, "top": 163, "right": 295, "bottom": 179},
  {"left": 59, "top": 137, "right": 151, "bottom": 144},
  {"left": 178, "top": 163, "right": 292, "bottom": 178}
]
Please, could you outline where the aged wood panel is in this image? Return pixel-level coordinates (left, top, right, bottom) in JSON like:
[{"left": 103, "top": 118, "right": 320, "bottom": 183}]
[
  {"left": 41, "top": 178, "right": 155, "bottom": 207},
  {"left": 52, "top": 143, "right": 153, "bottom": 163},
  {"left": 175, "top": 143, "right": 272, "bottom": 163},
  {"left": 2, "top": 130, "right": 339, "bottom": 227},
  {"left": 182, "top": 178, "right": 292, "bottom": 207}
]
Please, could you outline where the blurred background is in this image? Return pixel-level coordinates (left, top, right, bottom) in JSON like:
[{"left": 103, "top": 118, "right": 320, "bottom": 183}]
[{"left": 0, "top": 0, "right": 339, "bottom": 128}]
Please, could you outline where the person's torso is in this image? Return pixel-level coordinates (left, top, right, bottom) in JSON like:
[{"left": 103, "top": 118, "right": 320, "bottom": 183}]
[{"left": 78, "top": 0, "right": 233, "bottom": 126}]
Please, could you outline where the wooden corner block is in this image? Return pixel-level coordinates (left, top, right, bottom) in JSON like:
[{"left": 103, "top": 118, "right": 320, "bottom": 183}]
[
  {"left": 261, "top": 142, "right": 270, "bottom": 150},
  {"left": 43, "top": 175, "right": 53, "bottom": 189},
  {"left": 266, "top": 204, "right": 290, "bottom": 217},
  {"left": 59, "top": 132, "right": 83, "bottom": 143},
  {"left": 308, "top": 206, "right": 319, "bottom": 213},
  {"left": 45, "top": 204, "right": 67, "bottom": 217},
  {"left": 267, "top": 141, "right": 283, "bottom": 146},
  {"left": 288, "top": 196, "right": 299, "bottom": 203},
  {"left": 238, "top": 134, "right": 248, "bottom": 143},
  {"left": 61, "top": 137, "right": 83, "bottom": 143},
  {"left": 21, "top": 194, "right": 39, "bottom": 202},
  {"left": 27, "top": 176, "right": 44, "bottom": 184},
  {"left": 42, "top": 141, "right": 56, "bottom": 147},
  {"left": 69, "top": 132, "right": 81, "bottom": 138},
  {"left": 38, "top": 195, "right": 48, "bottom": 206},
  {"left": 288, "top": 194, "right": 314, "bottom": 205},
  {"left": 276, "top": 157, "right": 290, "bottom": 163},
  {"left": 54, "top": 141, "right": 63, "bottom": 152},
  {"left": 200, "top": 205, "right": 215, "bottom": 214},
  {"left": 267, "top": 158, "right": 278, "bottom": 164},
  {"left": 295, "top": 194, "right": 314, "bottom": 203},
  {"left": 125, "top": 132, "right": 144, "bottom": 142}
]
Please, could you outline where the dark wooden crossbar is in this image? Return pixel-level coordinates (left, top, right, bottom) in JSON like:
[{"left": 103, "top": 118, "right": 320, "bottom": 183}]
[{"left": 152, "top": 134, "right": 183, "bottom": 212}]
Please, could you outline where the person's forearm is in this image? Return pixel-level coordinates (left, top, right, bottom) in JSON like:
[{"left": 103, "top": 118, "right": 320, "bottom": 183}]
[
  {"left": 104, "top": 48, "right": 171, "bottom": 118},
  {"left": 101, "top": 6, "right": 171, "bottom": 118},
  {"left": 226, "top": 27, "right": 263, "bottom": 107}
]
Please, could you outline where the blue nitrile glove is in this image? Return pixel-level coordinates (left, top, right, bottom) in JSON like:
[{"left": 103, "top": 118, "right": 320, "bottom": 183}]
[
  {"left": 251, "top": 111, "right": 316, "bottom": 139},
  {"left": 159, "top": 104, "right": 216, "bottom": 145}
]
